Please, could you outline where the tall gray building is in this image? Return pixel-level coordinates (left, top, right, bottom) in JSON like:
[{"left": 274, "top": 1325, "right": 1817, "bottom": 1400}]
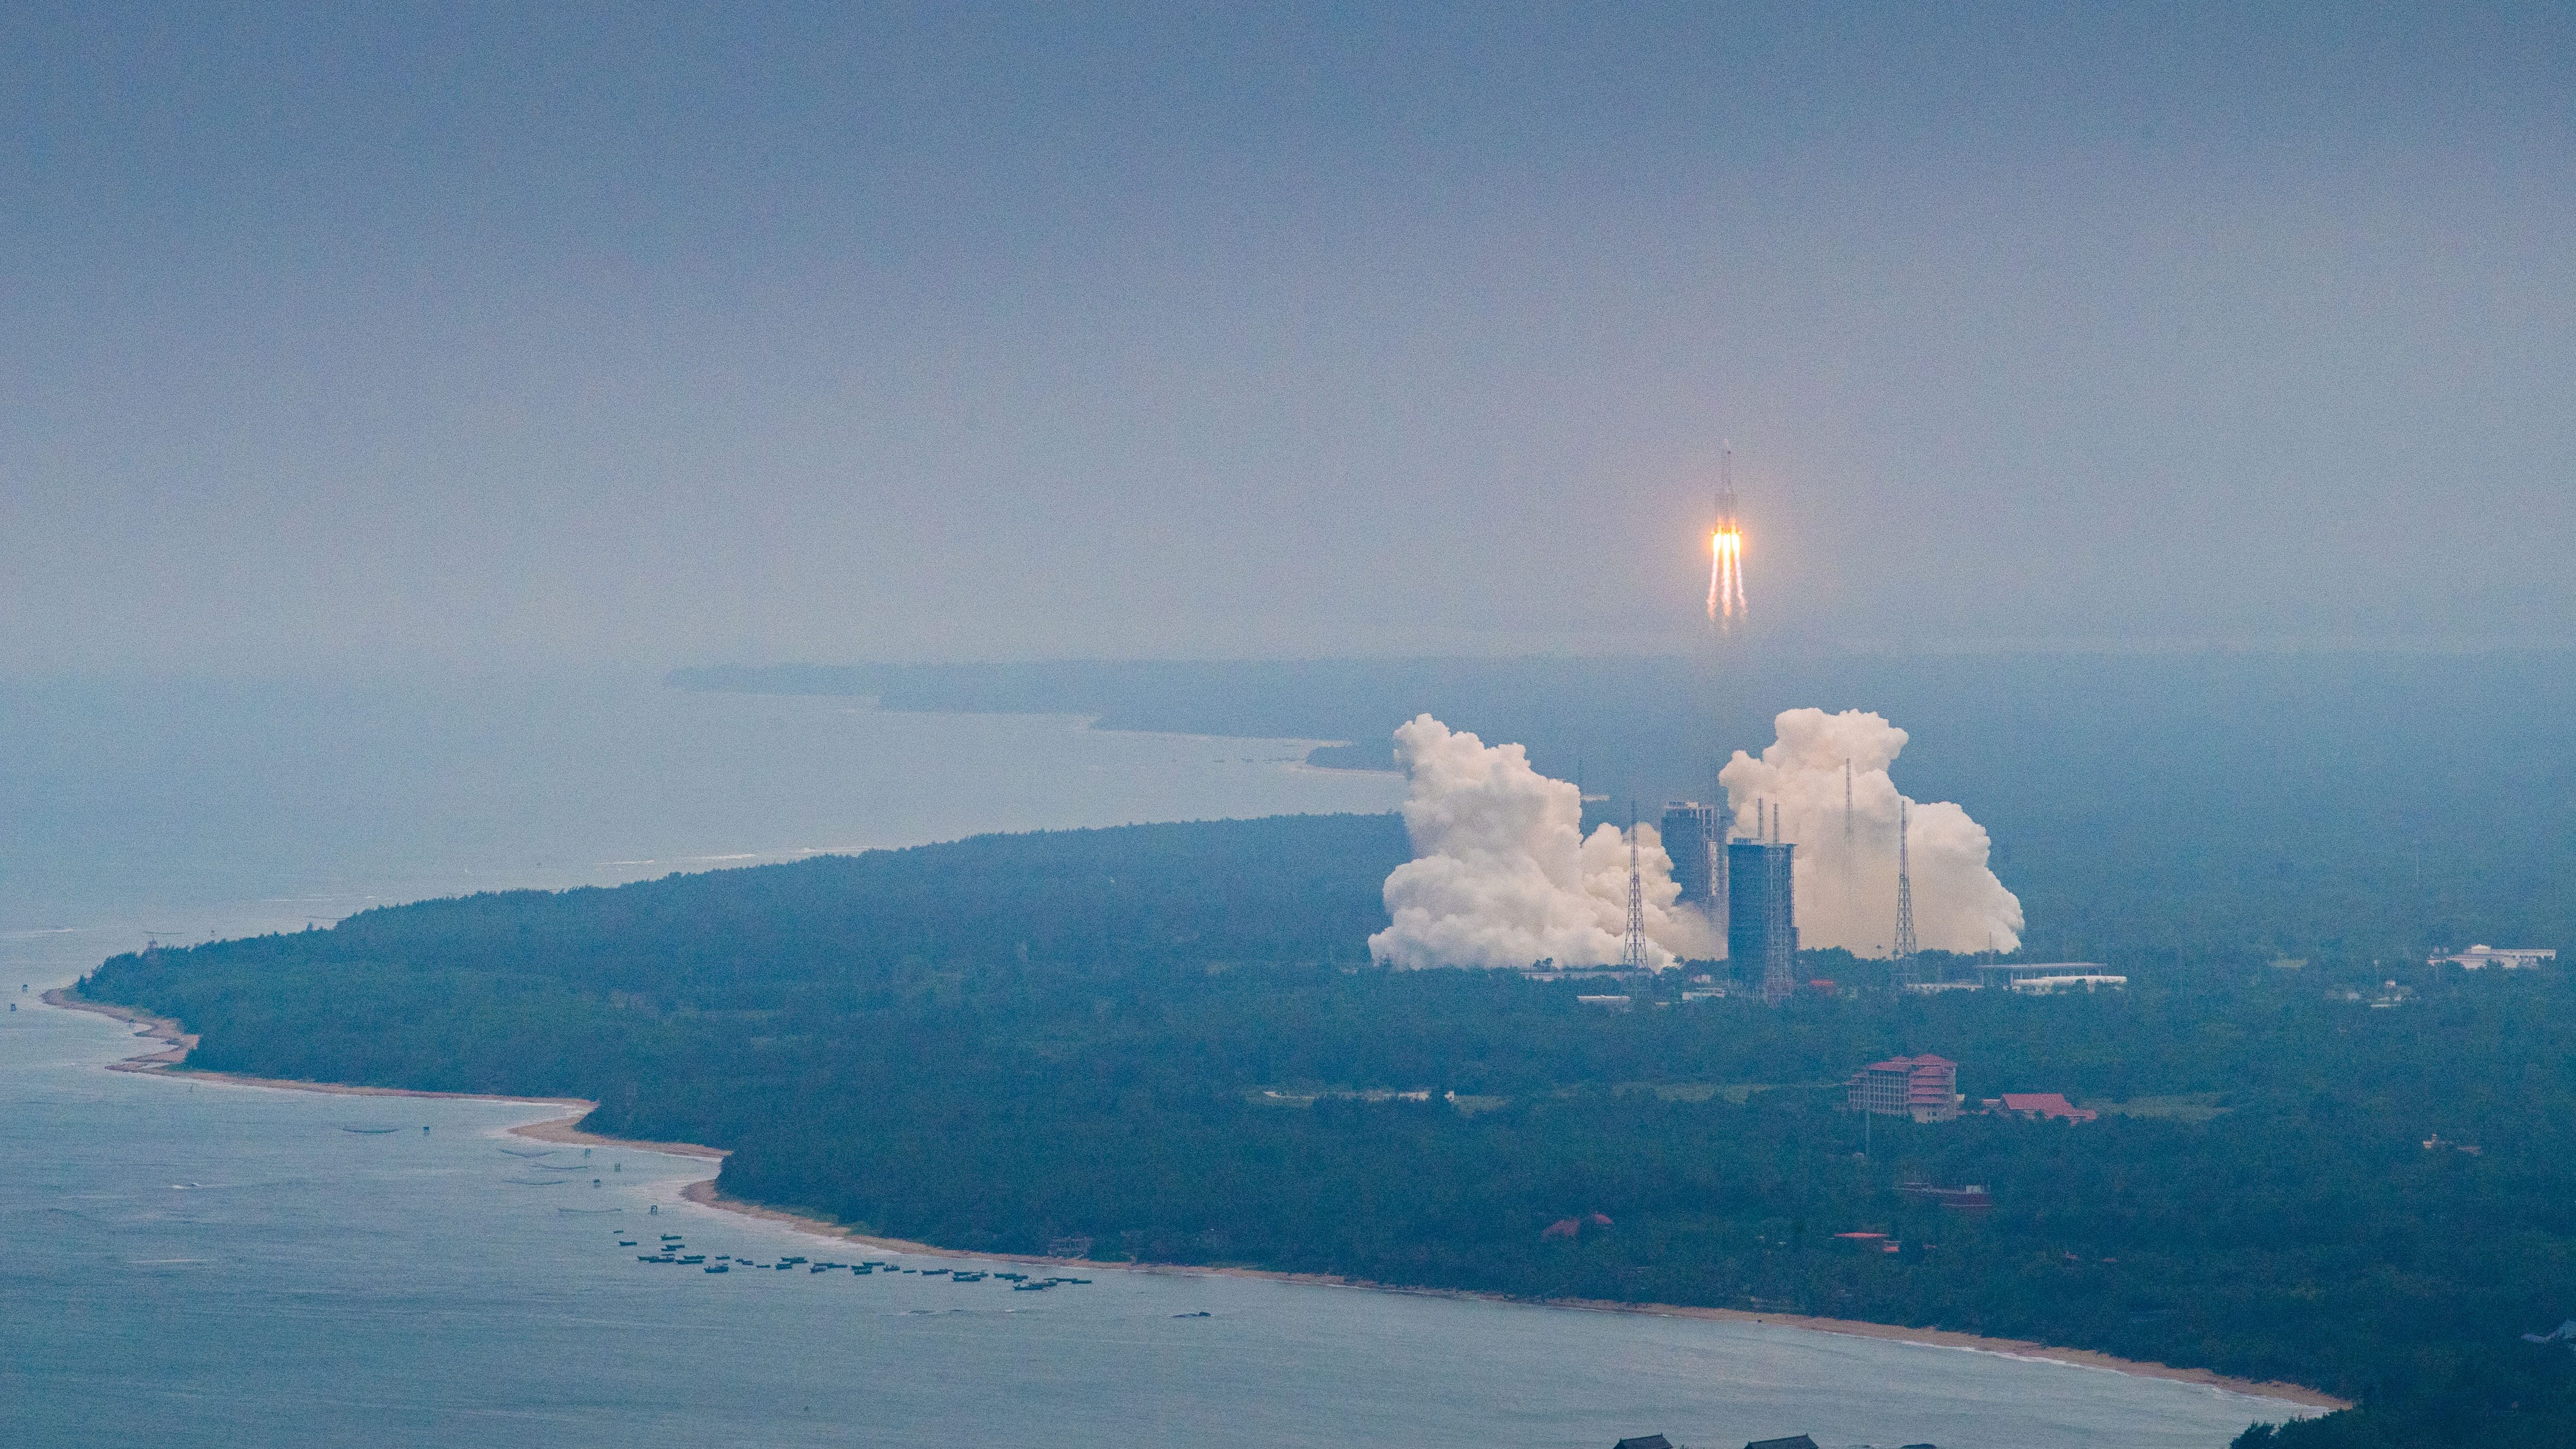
[
  {"left": 1727, "top": 838, "right": 1797, "bottom": 1004},
  {"left": 1660, "top": 800, "right": 1722, "bottom": 910}
]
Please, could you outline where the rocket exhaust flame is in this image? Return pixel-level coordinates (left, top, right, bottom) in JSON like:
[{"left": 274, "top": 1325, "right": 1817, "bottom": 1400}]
[
  {"left": 1708, "top": 528, "right": 1745, "bottom": 626},
  {"left": 1368, "top": 715, "right": 1718, "bottom": 969}
]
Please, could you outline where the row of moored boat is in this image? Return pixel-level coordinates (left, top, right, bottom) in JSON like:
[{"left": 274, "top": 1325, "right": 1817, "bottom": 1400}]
[{"left": 617, "top": 1233, "right": 1090, "bottom": 1286}]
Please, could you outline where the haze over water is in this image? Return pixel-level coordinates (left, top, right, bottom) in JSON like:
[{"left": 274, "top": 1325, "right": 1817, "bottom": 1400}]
[
  {"left": 0, "top": 672, "right": 1404, "bottom": 956},
  {"left": 0, "top": 676, "right": 2314, "bottom": 1447}
]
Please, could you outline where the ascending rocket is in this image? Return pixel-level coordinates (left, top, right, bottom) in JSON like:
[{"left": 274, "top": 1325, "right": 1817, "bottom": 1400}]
[
  {"left": 1708, "top": 444, "right": 1747, "bottom": 627},
  {"left": 1714, "top": 445, "right": 1739, "bottom": 537}
]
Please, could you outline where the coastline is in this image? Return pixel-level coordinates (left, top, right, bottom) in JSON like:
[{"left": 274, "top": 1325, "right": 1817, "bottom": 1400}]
[
  {"left": 42, "top": 988, "right": 726, "bottom": 1158},
  {"left": 675, "top": 1179, "right": 2346, "bottom": 1413},
  {"left": 48, "top": 986, "right": 2346, "bottom": 1415}
]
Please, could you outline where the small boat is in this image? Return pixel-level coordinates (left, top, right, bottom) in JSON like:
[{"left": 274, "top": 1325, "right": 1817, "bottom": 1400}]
[
  {"left": 680, "top": 1255, "right": 706, "bottom": 1265},
  {"left": 558, "top": 1206, "right": 620, "bottom": 1214},
  {"left": 705, "top": 1264, "right": 729, "bottom": 1273},
  {"left": 502, "top": 1178, "right": 567, "bottom": 1187},
  {"left": 1173, "top": 1310, "right": 1210, "bottom": 1318},
  {"left": 339, "top": 1126, "right": 400, "bottom": 1135},
  {"left": 499, "top": 1147, "right": 554, "bottom": 1159}
]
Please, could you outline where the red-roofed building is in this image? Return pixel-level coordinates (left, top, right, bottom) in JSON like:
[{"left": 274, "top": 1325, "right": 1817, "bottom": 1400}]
[
  {"left": 1986, "top": 1092, "right": 2098, "bottom": 1123},
  {"left": 1831, "top": 1232, "right": 1899, "bottom": 1253},
  {"left": 1847, "top": 1055, "right": 1961, "bottom": 1122}
]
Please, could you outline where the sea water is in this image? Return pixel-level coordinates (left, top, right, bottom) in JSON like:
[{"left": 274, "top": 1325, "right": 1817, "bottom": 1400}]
[
  {"left": 0, "top": 674, "right": 2314, "bottom": 1447},
  {"left": 0, "top": 671, "right": 1406, "bottom": 937}
]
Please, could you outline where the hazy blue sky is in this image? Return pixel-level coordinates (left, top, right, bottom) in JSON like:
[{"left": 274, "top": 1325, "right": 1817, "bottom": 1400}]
[{"left": 4, "top": 3, "right": 2569, "bottom": 671}]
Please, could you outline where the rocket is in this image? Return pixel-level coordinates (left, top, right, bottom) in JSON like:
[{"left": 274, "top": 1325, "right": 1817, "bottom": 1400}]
[{"left": 1707, "top": 442, "right": 1746, "bottom": 626}]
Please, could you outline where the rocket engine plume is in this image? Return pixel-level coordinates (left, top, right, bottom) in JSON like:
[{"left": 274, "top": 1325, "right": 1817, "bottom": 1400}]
[
  {"left": 1368, "top": 716, "right": 1718, "bottom": 970},
  {"left": 1718, "top": 708, "right": 2023, "bottom": 955},
  {"left": 1707, "top": 445, "right": 1746, "bottom": 628}
]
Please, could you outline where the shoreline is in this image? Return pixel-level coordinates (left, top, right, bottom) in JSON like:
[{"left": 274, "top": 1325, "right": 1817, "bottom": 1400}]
[
  {"left": 47, "top": 986, "right": 2345, "bottom": 1415},
  {"left": 674, "top": 1181, "right": 2346, "bottom": 1413},
  {"left": 42, "top": 989, "right": 728, "bottom": 1158}
]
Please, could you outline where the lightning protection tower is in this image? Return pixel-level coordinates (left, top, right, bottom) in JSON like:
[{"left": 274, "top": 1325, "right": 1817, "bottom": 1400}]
[
  {"left": 1621, "top": 802, "right": 1649, "bottom": 972},
  {"left": 1893, "top": 797, "right": 1919, "bottom": 983},
  {"left": 1713, "top": 764, "right": 1730, "bottom": 924}
]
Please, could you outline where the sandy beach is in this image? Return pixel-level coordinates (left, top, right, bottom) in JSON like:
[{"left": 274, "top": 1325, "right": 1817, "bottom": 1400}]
[
  {"left": 675, "top": 1179, "right": 2347, "bottom": 1412},
  {"left": 49, "top": 986, "right": 2348, "bottom": 1415}
]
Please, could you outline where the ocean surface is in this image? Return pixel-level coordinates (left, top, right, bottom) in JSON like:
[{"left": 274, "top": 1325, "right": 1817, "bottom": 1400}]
[
  {"left": 0, "top": 671, "right": 1406, "bottom": 941},
  {"left": 0, "top": 674, "right": 2314, "bottom": 1447}
]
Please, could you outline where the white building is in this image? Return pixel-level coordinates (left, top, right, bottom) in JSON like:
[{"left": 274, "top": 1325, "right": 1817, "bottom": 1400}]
[
  {"left": 1974, "top": 962, "right": 2127, "bottom": 994},
  {"left": 2004, "top": 971, "right": 2128, "bottom": 995},
  {"left": 2429, "top": 945, "right": 2556, "bottom": 970}
]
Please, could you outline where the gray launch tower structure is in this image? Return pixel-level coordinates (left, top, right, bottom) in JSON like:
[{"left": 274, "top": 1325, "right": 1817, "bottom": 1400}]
[
  {"left": 1660, "top": 799, "right": 1725, "bottom": 917},
  {"left": 1728, "top": 812, "right": 1798, "bottom": 1004}
]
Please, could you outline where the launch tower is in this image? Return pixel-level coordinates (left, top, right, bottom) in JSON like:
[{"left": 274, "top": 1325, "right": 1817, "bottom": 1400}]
[
  {"left": 1660, "top": 800, "right": 1722, "bottom": 910},
  {"left": 1728, "top": 830, "right": 1798, "bottom": 1005}
]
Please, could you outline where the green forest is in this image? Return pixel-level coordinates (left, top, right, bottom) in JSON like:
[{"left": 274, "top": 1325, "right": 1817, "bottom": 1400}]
[{"left": 80, "top": 813, "right": 2576, "bottom": 1447}]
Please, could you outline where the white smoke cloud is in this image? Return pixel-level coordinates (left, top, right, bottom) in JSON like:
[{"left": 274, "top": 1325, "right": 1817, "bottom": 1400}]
[
  {"left": 1719, "top": 708, "right": 2023, "bottom": 955},
  {"left": 1368, "top": 715, "right": 1717, "bottom": 970}
]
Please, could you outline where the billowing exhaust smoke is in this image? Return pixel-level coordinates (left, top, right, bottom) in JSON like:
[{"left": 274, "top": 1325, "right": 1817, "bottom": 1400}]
[
  {"left": 1720, "top": 708, "right": 2023, "bottom": 955},
  {"left": 1368, "top": 715, "right": 1718, "bottom": 970}
]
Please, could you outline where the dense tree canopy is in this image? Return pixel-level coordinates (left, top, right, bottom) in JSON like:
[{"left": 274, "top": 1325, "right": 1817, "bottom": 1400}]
[{"left": 82, "top": 813, "right": 2576, "bottom": 1446}]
